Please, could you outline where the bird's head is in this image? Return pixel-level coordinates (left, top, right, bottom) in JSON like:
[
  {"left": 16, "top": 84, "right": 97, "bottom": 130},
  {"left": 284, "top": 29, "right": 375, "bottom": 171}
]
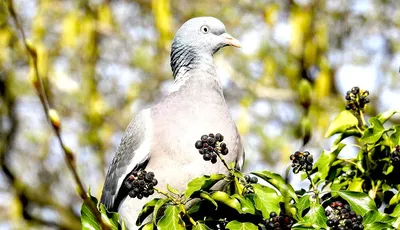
[{"left": 170, "top": 17, "right": 241, "bottom": 78}]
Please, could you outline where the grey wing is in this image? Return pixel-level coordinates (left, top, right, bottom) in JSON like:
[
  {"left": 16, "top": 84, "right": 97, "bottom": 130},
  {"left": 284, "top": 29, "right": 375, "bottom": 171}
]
[{"left": 101, "top": 108, "right": 153, "bottom": 210}]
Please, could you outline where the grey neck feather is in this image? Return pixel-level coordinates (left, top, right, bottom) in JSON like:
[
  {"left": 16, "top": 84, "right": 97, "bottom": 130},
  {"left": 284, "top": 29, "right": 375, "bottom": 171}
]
[{"left": 170, "top": 42, "right": 216, "bottom": 81}]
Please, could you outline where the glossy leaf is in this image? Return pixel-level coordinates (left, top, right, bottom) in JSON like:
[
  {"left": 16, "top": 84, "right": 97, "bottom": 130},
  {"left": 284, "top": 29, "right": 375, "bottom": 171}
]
[
  {"left": 303, "top": 201, "right": 327, "bottom": 228},
  {"left": 295, "top": 195, "right": 310, "bottom": 219},
  {"left": 313, "top": 144, "right": 345, "bottom": 182},
  {"left": 325, "top": 111, "right": 359, "bottom": 138},
  {"left": 252, "top": 184, "right": 280, "bottom": 218},
  {"left": 252, "top": 170, "right": 298, "bottom": 202},
  {"left": 211, "top": 191, "right": 242, "bottom": 213},
  {"left": 136, "top": 198, "right": 160, "bottom": 226},
  {"left": 361, "top": 117, "right": 385, "bottom": 144},
  {"left": 157, "top": 205, "right": 184, "bottom": 230},
  {"left": 192, "top": 223, "right": 211, "bottom": 230},
  {"left": 185, "top": 174, "right": 226, "bottom": 198},
  {"left": 337, "top": 191, "right": 377, "bottom": 216},
  {"left": 377, "top": 110, "right": 398, "bottom": 124},
  {"left": 225, "top": 220, "right": 258, "bottom": 230}
]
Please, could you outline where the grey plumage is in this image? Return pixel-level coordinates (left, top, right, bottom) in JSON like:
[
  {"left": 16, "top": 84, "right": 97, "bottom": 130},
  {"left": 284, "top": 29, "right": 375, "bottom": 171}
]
[{"left": 101, "top": 16, "right": 243, "bottom": 229}]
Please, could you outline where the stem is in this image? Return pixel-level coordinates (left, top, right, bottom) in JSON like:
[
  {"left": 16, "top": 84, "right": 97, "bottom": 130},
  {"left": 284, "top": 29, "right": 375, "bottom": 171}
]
[
  {"left": 359, "top": 110, "right": 366, "bottom": 127},
  {"left": 306, "top": 170, "right": 319, "bottom": 202},
  {"left": 7, "top": 1, "right": 109, "bottom": 229},
  {"left": 154, "top": 188, "right": 197, "bottom": 227},
  {"left": 215, "top": 149, "right": 233, "bottom": 172},
  {"left": 338, "top": 158, "right": 365, "bottom": 173}
]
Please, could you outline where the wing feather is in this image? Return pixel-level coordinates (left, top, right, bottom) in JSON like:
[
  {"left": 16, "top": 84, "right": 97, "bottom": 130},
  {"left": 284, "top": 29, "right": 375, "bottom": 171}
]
[{"left": 101, "top": 109, "right": 153, "bottom": 210}]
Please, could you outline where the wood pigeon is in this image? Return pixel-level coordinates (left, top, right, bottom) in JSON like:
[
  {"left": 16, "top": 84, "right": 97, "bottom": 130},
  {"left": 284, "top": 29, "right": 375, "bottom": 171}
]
[{"left": 101, "top": 16, "right": 244, "bottom": 229}]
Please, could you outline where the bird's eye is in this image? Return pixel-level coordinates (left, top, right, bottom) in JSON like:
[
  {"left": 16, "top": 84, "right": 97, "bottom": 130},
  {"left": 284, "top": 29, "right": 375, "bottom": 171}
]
[{"left": 200, "top": 25, "right": 209, "bottom": 34}]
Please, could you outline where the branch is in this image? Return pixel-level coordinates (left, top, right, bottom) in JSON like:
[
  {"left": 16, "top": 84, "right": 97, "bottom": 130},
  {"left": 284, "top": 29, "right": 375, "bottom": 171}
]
[{"left": 6, "top": 1, "right": 109, "bottom": 229}]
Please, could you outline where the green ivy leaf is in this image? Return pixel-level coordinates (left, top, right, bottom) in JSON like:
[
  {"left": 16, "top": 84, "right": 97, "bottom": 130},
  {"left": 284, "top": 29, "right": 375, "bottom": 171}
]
[
  {"left": 211, "top": 191, "right": 242, "bottom": 213},
  {"left": 225, "top": 220, "right": 258, "bottom": 230},
  {"left": 81, "top": 192, "right": 122, "bottom": 230},
  {"left": 303, "top": 201, "right": 327, "bottom": 228},
  {"left": 185, "top": 174, "right": 226, "bottom": 198},
  {"left": 390, "top": 203, "right": 400, "bottom": 228},
  {"left": 361, "top": 117, "right": 385, "bottom": 144},
  {"left": 140, "top": 222, "right": 155, "bottom": 230},
  {"left": 81, "top": 195, "right": 102, "bottom": 230},
  {"left": 390, "top": 125, "right": 400, "bottom": 146},
  {"left": 313, "top": 144, "right": 345, "bottom": 182},
  {"left": 136, "top": 198, "right": 160, "bottom": 226},
  {"left": 252, "top": 184, "right": 281, "bottom": 218},
  {"left": 153, "top": 198, "right": 171, "bottom": 223},
  {"left": 336, "top": 191, "right": 377, "bottom": 216},
  {"left": 295, "top": 195, "right": 310, "bottom": 219},
  {"left": 362, "top": 210, "right": 396, "bottom": 225},
  {"left": 200, "top": 191, "right": 218, "bottom": 209},
  {"left": 377, "top": 110, "right": 398, "bottom": 124},
  {"left": 192, "top": 222, "right": 211, "bottom": 230},
  {"left": 325, "top": 111, "right": 359, "bottom": 138},
  {"left": 364, "top": 222, "right": 394, "bottom": 230},
  {"left": 157, "top": 205, "right": 185, "bottom": 230},
  {"left": 167, "top": 184, "right": 180, "bottom": 195},
  {"left": 251, "top": 170, "right": 298, "bottom": 202},
  {"left": 232, "top": 194, "right": 255, "bottom": 214}
]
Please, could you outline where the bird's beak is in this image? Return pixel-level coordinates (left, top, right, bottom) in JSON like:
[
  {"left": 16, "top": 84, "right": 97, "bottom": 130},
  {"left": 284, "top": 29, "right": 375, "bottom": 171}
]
[{"left": 220, "top": 33, "right": 241, "bottom": 48}]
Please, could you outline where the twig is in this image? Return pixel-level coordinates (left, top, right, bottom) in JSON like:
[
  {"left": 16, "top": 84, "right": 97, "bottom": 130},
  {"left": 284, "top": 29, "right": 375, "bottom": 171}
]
[{"left": 6, "top": 1, "right": 109, "bottom": 229}]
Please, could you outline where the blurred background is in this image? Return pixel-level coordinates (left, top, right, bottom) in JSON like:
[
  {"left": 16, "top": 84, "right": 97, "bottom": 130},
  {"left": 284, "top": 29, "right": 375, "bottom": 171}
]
[{"left": 0, "top": 0, "right": 399, "bottom": 229}]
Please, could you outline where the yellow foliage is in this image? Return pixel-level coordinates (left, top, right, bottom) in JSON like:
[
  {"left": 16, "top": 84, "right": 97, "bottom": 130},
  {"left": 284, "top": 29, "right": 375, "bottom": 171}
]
[
  {"left": 152, "top": 0, "right": 172, "bottom": 49},
  {"left": 262, "top": 56, "right": 277, "bottom": 84},
  {"left": 304, "top": 40, "right": 317, "bottom": 67},
  {"left": 98, "top": 3, "right": 114, "bottom": 31},
  {"left": 315, "top": 70, "right": 330, "bottom": 98},
  {"left": 36, "top": 43, "right": 49, "bottom": 78},
  {"left": 316, "top": 21, "right": 328, "bottom": 51},
  {"left": 264, "top": 3, "right": 279, "bottom": 26},
  {"left": 238, "top": 95, "right": 253, "bottom": 135},
  {"left": 61, "top": 12, "right": 80, "bottom": 48},
  {"left": 289, "top": 9, "right": 311, "bottom": 57}
]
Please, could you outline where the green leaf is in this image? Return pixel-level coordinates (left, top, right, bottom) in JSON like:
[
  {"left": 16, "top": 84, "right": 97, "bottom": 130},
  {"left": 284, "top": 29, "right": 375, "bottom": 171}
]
[
  {"left": 192, "top": 223, "right": 211, "bottom": 230},
  {"left": 157, "top": 205, "right": 184, "bottom": 230},
  {"left": 336, "top": 191, "right": 377, "bottom": 216},
  {"left": 185, "top": 174, "right": 226, "bottom": 198},
  {"left": 361, "top": 117, "right": 385, "bottom": 144},
  {"left": 153, "top": 198, "right": 171, "bottom": 223},
  {"left": 140, "top": 222, "right": 155, "bottom": 230},
  {"left": 348, "top": 178, "right": 364, "bottom": 192},
  {"left": 232, "top": 194, "right": 255, "bottom": 214},
  {"left": 333, "top": 128, "right": 362, "bottom": 145},
  {"left": 313, "top": 144, "right": 346, "bottom": 182},
  {"left": 167, "top": 184, "right": 180, "bottom": 195},
  {"left": 225, "top": 220, "right": 258, "bottom": 230},
  {"left": 303, "top": 201, "right": 327, "bottom": 228},
  {"left": 390, "top": 204, "right": 400, "bottom": 228},
  {"left": 211, "top": 191, "right": 242, "bottom": 213},
  {"left": 252, "top": 184, "right": 281, "bottom": 218},
  {"left": 364, "top": 222, "right": 394, "bottom": 230},
  {"left": 363, "top": 210, "right": 396, "bottom": 225},
  {"left": 81, "top": 196, "right": 101, "bottom": 230},
  {"left": 295, "top": 195, "right": 310, "bottom": 219},
  {"left": 200, "top": 191, "right": 218, "bottom": 208},
  {"left": 325, "top": 111, "right": 359, "bottom": 138},
  {"left": 137, "top": 198, "right": 160, "bottom": 226},
  {"left": 377, "top": 110, "right": 398, "bottom": 124},
  {"left": 251, "top": 170, "right": 298, "bottom": 202},
  {"left": 390, "top": 125, "right": 400, "bottom": 146}
]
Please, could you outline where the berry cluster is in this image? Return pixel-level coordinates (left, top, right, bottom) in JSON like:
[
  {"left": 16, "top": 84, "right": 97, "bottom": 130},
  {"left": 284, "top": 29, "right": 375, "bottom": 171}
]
[
  {"left": 195, "top": 133, "right": 228, "bottom": 164},
  {"left": 244, "top": 174, "right": 258, "bottom": 184},
  {"left": 325, "top": 200, "right": 364, "bottom": 230},
  {"left": 264, "top": 212, "right": 295, "bottom": 230},
  {"left": 391, "top": 145, "right": 400, "bottom": 166},
  {"left": 124, "top": 170, "right": 158, "bottom": 199},
  {"left": 290, "top": 151, "right": 313, "bottom": 174},
  {"left": 345, "top": 87, "right": 370, "bottom": 112}
]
